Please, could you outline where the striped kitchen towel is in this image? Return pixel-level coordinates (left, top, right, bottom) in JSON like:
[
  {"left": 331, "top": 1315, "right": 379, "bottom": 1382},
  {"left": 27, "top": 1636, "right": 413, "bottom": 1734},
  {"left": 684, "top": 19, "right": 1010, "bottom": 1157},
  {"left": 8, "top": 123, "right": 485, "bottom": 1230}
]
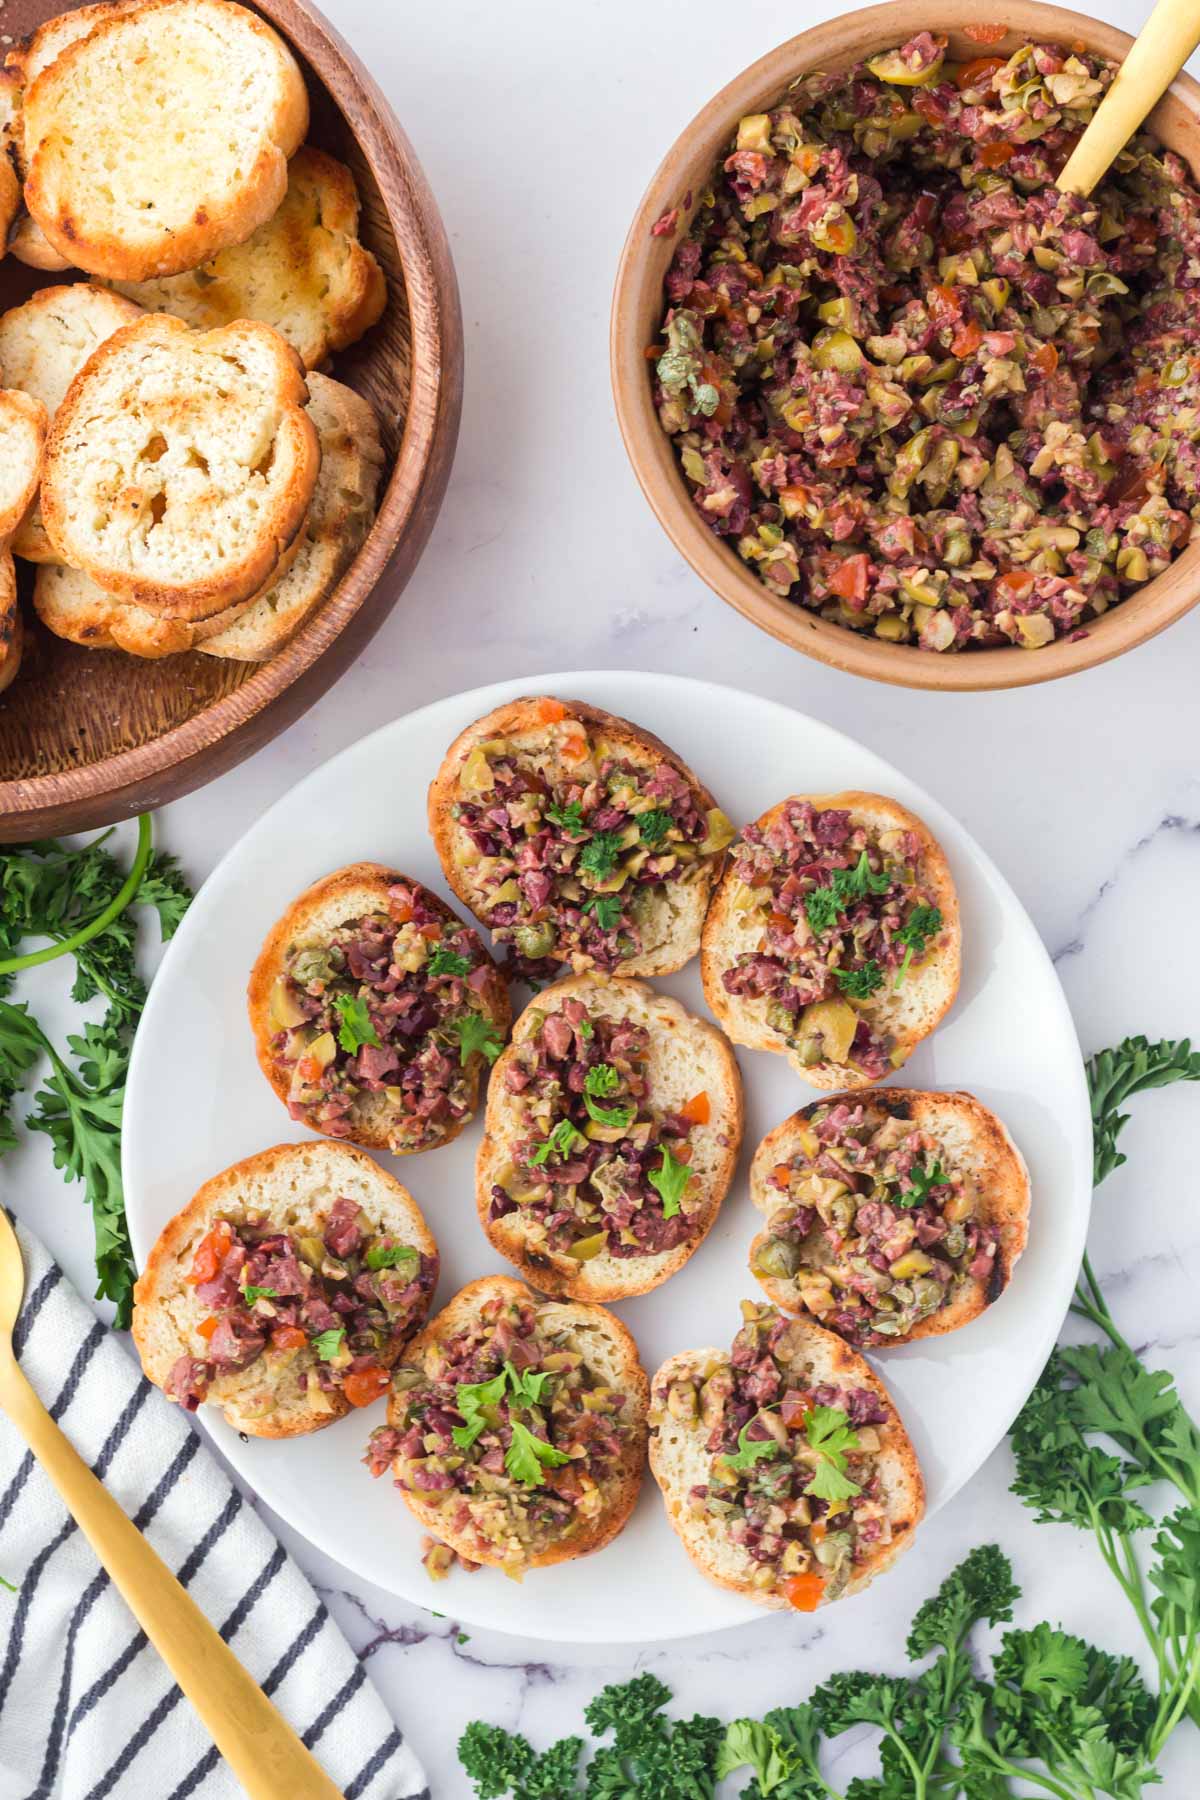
[{"left": 0, "top": 1219, "right": 429, "bottom": 1800}]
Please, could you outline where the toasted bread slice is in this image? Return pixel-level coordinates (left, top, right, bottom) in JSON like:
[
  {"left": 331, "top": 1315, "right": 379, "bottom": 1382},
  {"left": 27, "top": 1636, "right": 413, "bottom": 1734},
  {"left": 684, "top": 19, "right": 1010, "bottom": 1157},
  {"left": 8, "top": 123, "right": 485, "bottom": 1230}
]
[
  {"left": 0, "top": 388, "right": 47, "bottom": 543},
  {"left": 249, "top": 862, "right": 511, "bottom": 1156},
  {"left": 478, "top": 973, "right": 743, "bottom": 1301},
  {"left": 23, "top": 0, "right": 308, "bottom": 281},
  {"left": 374, "top": 1276, "right": 648, "bottom": 1572},
  {"left": 701, "top": 792, "right": 960, "bottom": 1089},
  {"left": 0, "top": 551, "right": 21, "bottom": 693},
  {"left": 33, "top": 372, "right": 382, "bottom": 660},
  {"left": 748, "top": 1091, "right": 1030, "bottom": 1347},
  {"left": 200, "top": 373, "right": 384, "bottom": 660},
  {"left": 649, "top": 1307, "right": 924, "bottom": 1609},
  {"left": 131, "top": 1140, "right": 438, "bottom": 1439},
  {"left": 7, "top": 2, "right": 144, "bottom": 96},
  {"left": 430, "top": 696, "right": 732, "bottom": 980},
  {"left": 0, "top": 284, "right": 144, "bottom": 562},
  {"left": 30, "top": 561, "right": 262, "bottom": 656},
  {"left": 110, "top": 147, "right": 388, "bottom": 371},
  {"left": 41, "top": 314, "right": 319, "bottom": 619},
  {"left": 0, "top": 70, "right": 22, "bottom": 251}
]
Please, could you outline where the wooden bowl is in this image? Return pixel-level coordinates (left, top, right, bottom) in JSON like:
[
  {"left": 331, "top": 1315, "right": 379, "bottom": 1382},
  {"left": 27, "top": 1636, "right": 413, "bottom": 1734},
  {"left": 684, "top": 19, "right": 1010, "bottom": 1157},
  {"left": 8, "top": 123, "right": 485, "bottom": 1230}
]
[
  {"left": 611, "top": 0, "right": 1200, "bottom": 692},
  {"left": 0, "top": 0, "right": 462, "bottom": 839}
]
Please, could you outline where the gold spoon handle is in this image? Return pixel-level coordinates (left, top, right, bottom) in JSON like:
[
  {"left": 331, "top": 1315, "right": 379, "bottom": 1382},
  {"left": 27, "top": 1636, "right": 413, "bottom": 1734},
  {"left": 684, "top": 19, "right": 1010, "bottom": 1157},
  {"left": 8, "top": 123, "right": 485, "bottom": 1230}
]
[
  {"left": 1058, "top": 0, "right": 1200, "bottom": 195},
  {"left": 0, "top": 1355, "right": 344, "bottom": 1799}
]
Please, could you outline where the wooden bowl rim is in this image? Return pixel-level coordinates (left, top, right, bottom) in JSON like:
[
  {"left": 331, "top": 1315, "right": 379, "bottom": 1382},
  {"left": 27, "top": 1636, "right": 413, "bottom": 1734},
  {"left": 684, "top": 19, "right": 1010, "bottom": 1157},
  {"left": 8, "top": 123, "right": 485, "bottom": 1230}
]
[
  {"left": 610, "top": 0, "right": 1200, "bottom": 692},
  {"left": 0, "top": 0, "right": 462, "bottom": 825}
]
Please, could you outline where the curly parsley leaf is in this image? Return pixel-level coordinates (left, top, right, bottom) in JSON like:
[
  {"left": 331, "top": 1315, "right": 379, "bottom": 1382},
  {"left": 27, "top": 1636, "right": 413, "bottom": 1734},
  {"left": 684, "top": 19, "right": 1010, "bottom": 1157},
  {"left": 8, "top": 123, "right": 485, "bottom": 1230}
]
[
  {"left": 505, "top": 1418, "right": 570, "bottom": 1486},
  {"left": 332, "top": 993, "right": 380, "bottom": 1054},
  {"left": 458, "top": 1721, "right": 584, "bottom": 1800},
  {"left": 449, "top": 1011, "right": 505, "bottom": 1066},
  {"left": 834, "top": 960, "right": 884, "bottom": 1001},
  {"left": 804, "top": 886, "right": 843, "bottom": 936},
  {"left": 546, "top": 800, "right": 586, "bottom": 835},
  {"left": 907, "top": 1544, "right": 1019, "bottom": 1662},
  {"left": 310, "top": 1327, "right": 346, "bottom": 1363},
  {"left": 584, "top": 895, "right": 622, "bottom": 932},
  {"left": 893, "top": 904, "right": 943, "bottom": 988},
  {"left": 647, "top": 1145, "right": 691, "bottom": 1218},
  {"left": 895, "top": 1159, "right": 948, "bottom": 1207},
  {"left": 725, "top": 1422, "right": 781, "bottom": 1473},
  {"left": 528, "top": 1119, "right": 587, "bottom": 1166},
  {"left": 637, "top": 810, "right": 673, "bottom": 847},
  {"left": 583, "top": 1063, "right": 619, "bottom": 1098},
  {"left": 1087, "top": 1035, "right": 1200, "bottom": 1186},
  {"left": 803, "top": 1405, "right": 862, "bottom": 1503},
  {"left": 577, "top": 832, "right": 623, "bottom": 883},
  {"left": 427, "top": 945, "right": 472, "bottom": 978}
]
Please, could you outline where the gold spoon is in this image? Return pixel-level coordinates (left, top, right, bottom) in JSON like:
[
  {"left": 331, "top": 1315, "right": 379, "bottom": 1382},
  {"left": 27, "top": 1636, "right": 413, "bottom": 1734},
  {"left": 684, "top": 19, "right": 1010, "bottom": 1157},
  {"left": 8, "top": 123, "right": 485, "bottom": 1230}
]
[
  {"left": 0, "top": 1209, "right": 344, "bottom": 1800},
  {"left": 1058, "top": 0, "right": 1200, "bottom": 195}
]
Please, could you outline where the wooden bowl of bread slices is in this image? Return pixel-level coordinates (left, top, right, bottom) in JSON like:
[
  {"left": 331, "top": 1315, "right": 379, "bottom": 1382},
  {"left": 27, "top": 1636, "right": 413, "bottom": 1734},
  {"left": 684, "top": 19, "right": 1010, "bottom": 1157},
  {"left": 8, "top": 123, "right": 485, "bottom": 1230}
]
[{"left": 0, "top": 0, "right": 462, "bottom": 839}]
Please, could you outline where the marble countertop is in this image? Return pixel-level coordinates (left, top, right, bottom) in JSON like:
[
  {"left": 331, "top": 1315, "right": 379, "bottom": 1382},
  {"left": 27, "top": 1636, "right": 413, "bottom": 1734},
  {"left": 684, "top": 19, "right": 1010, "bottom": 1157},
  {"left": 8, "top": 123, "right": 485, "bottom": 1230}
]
[{"left": 8, "top": 0, "right": 1200, "bottom": 1791}]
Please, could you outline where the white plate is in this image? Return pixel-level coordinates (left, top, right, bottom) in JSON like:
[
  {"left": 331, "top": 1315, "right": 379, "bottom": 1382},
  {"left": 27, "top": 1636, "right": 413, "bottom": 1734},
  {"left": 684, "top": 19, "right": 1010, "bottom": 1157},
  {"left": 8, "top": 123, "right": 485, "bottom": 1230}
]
[{"left": 124, "top": 672, "right": 1091, "bottom": 1643}]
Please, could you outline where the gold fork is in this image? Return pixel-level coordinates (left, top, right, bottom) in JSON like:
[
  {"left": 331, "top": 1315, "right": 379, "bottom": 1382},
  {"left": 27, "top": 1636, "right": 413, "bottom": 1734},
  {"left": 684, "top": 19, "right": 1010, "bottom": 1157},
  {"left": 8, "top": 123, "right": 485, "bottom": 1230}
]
[{"left": 0, "top": 1209, "right": 344, "bottom": 1799}]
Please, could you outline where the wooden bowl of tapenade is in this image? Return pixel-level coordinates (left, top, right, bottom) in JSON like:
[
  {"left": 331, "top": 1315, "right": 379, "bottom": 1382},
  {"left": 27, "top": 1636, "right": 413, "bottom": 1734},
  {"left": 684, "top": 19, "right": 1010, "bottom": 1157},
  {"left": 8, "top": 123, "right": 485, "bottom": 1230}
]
[{"left": 611, "top": 0, "right": 1200, "bottom": 690}]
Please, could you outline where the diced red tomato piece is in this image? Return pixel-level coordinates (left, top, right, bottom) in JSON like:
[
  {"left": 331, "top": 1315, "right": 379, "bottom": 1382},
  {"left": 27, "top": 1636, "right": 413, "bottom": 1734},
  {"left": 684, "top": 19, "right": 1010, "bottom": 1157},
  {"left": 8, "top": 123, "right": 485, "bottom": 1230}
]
[
  {"left": 271, "top": 1324, "right": 308, "bottom": 1351},
  {"left": 992, "top": 570, "right": 1035, "bottom": 605},
  {"left": 780, "top": 1389, "right": 812, "bottom": 1428},
  {"left": 957, "top": 55, "right": 1004, "bottom": 89},
  {"left": 390, "top": 897, "right": 414, "bottom": 924},
  {"left": 189, "top": 1221, "right": 234, "bottom": 1285},
  {"left": 197, "top": 1316, "right": 219, "bottom": 1341},
  {"left": 344, "top": 1364, "right": 391, "bottom": 1408},
  {"left": 951, "top": 319, "right": 983, "bottom": 357},
  {"left": 1031, "top": 343, "right": 1059, "bottom": 375},
  {"left": 927, "top": 284, "right": 964, "bottom": 328},
  {"left": 680, "top": 1091, "right": 712, "bottom": 1125},
  {"left": 783, "top": 1570, "right": 825, "bottom": 1611},
  {"left": 979, "top": 140, "right": 1015, "bottom": 167},
  {"left": 534, "top": 699, "right": 568, "bottom": 724},
  {"left": 829, "top": 553, "right": 869, "bottom": 603}
]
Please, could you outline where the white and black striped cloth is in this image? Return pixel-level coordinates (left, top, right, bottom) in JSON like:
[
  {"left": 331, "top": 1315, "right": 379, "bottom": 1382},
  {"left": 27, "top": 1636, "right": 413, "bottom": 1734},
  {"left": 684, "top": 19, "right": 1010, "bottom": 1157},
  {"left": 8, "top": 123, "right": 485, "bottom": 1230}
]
[{"left": 0, "top": 1219, "right": 429, "bottom": 1800}]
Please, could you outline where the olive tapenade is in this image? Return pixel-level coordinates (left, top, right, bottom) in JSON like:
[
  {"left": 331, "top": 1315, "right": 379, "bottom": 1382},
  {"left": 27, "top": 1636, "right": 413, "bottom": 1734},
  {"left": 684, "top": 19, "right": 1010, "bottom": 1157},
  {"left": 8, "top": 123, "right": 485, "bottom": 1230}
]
[
  {"left": 262, "top": 877, "right": 505, "bottom": 1147},
  {"left": 166, "top": 1201, "right": 436, "bottom": 1417},
  {"left": 488, "top": 991, "right": 710, "bottom": 1261},
  {"left": 655, "top": 35, "right": 1200, "bottom": 650},
  {"left": 650, "top": 1303, "right": 920, "bottom": 1608},
  {"left": 750, "top": 1095, "right": 1026, "bottom": 1346},
  {"left": 705, "top": 795, "right": 953, "bottom": 1080},
  {"left": 435, "top": 698, "right": 733, "bottom": 980},
  {"left": 367, "top": 1283, "right": 646, "bottom": 1578}
]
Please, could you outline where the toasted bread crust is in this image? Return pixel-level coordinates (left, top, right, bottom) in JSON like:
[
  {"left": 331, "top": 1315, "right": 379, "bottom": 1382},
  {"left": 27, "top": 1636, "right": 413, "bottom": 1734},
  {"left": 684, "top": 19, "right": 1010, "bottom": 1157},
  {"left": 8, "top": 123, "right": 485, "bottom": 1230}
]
[
  {"left": 0, "top": 388, "right": 47, "bottom": 543},
  {"left": 40, "top": 314, "right": 319, "bottom": 618},
  {"left": 131, "top": 1139, "right": 438, "bottom": 1439},
  {"left": 701, "top": 791, "right": 960, "bottom": 1088},
  {"left": 0, "top": 552, "right": 21, "bottom": 694},
  {"left": 248, "top": 862, "right": 511, "bottom": 1155},
  {"left": 477, "top": 973, "right": 743, "bottom": 1300},
  {"left": 749, "top": 1090, "right": 1030, "bottom": 1344},
  {"left": 649, "top": 1317, "right": 924, "bottom": 1608},
  {"left": 429, "top": 696, "right": 727, "bottom": 978},
  {"left": 387, "top": 1276, "right": 649, "bottom": 1570},
  {"left": 23, "top": 0, "right": 309, "bottom": 281},
  {"left": 110, "top": 147, "right": 388, "bottom": 371}
]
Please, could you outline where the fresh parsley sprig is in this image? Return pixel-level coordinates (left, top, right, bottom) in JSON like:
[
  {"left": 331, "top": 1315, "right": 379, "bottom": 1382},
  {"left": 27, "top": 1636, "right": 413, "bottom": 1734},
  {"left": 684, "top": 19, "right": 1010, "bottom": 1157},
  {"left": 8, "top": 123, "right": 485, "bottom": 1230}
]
[
  {"left": 582, "top": 1063, "right": 635, "bottom": 1132},
  {"left": 648, "top": 1145, "right": 690, "bottom": 1218},
  {"left": 448, "top": 1012, "right": 505, "bottom": 1066},
  {"left": 333, "top": 993, "right": 380, "bottom": 1054},
  {"left": 0, "top": 818, "right": 192, "bottom": 1326},
  {"left": 893, "top": 903, "right": 943, "bottom": 988}
]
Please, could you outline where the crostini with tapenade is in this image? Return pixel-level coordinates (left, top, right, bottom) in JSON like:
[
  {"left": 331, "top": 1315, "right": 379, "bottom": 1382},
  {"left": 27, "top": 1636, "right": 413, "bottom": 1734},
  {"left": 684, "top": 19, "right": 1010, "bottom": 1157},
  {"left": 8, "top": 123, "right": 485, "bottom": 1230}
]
[
  {"left": 428, "top": 695, "right": 734, "bottom": 981},
  {"left": 701, "top": 791, "right": 959, "bottom": 1088},
  {"left": 649, "top": 1302, "right": 923, "bottom": 1610},
  {"left": 248, "top": 863, "right": 511, "bottom": 1155},
  {"left": 478, "top": 973, "right": 743, "bottom": 1301},
  {"left": 133, "top": 1140, "right": 438, "bottom": 1437},
  {"left": 749, "top": 1091, "right": 1030, "bottom": 1347},
  {"left": 365, "top": 1276, "right": 648, "bottom": 1578}
]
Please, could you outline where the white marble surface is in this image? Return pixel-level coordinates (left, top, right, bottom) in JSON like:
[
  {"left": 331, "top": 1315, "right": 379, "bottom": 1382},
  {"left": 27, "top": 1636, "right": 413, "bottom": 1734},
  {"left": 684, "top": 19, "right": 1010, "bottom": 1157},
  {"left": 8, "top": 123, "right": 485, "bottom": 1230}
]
[{"left": 7, "top": 0, "right": 1200, "bottom": 1791}]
